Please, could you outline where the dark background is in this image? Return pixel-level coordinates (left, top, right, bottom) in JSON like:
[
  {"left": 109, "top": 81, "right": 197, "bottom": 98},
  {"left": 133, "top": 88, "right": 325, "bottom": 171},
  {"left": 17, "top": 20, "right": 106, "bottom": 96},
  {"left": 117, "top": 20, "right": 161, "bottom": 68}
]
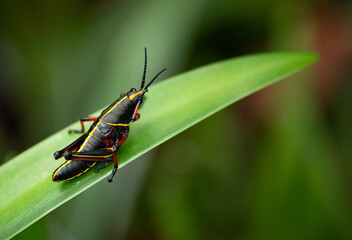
[{"left": 0, "top": 0, "right": 351, "bottom": 239}]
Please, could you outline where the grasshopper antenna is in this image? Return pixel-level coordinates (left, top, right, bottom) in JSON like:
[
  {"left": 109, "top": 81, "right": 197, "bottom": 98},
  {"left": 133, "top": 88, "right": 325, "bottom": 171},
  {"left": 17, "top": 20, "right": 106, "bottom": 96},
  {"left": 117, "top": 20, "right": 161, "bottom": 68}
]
[
  {"left": 140, "top": 47, "right": 147, "bottom": 90},
  {"left": 144, "top": 68, "right": 167, "bottom": 92}
]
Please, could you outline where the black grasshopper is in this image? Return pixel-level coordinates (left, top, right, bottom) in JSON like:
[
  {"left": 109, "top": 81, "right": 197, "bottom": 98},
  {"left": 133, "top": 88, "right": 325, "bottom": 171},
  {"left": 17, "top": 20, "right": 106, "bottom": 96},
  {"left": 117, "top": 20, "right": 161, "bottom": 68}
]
[{"left": 52, "top": 48, "right": 166, "bottom": 183}]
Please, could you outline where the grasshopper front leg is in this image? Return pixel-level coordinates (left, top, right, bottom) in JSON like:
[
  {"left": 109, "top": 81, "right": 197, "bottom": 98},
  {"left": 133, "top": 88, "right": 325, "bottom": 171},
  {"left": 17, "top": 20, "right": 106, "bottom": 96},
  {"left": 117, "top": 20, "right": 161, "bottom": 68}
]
[
  {"left": 108, "top": 130, "right": 129, "bottom": 182},
  {"left": 69, "top": 117, "right": 97, "bottom": 134}
]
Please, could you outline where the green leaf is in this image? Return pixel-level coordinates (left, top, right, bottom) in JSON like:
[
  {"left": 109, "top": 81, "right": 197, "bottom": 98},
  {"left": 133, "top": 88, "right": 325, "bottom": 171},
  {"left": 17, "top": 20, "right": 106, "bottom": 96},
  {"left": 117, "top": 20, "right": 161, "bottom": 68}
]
[{"left": 0, "top": 52, "right": 318, "bottom": 239}]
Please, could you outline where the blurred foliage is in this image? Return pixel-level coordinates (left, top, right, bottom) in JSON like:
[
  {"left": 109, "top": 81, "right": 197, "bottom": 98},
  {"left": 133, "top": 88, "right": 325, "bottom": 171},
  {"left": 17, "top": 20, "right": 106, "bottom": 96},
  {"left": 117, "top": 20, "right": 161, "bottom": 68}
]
[{"left": 1, "top": 0, "right": 352, "bottom": 239}]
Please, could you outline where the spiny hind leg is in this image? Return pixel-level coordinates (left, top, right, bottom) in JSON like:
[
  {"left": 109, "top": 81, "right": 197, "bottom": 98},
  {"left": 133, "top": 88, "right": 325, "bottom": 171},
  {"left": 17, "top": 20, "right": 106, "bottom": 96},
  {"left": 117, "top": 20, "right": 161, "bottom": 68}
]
[
  {"left": 69, "top": 117, "right": 97, "bottom": 134},
  {"left": 63, "top": 147, "right": 115, "bottom": 161},
  {"left": 64, "top": 147, "right": 117, "bottom": 182},
  {"left": 63, "top": 144, "right": 119, "bottom": 183},
  {"left": 63, "top": 148, "right": 116, "bottom": 177}
]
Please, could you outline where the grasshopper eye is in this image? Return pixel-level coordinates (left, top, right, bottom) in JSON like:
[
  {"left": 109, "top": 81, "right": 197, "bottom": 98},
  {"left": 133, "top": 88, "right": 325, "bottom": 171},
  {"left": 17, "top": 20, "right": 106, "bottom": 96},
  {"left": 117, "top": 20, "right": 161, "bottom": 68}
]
[{"left": 130, "top": 88, "right": 136, "bottom": 92}]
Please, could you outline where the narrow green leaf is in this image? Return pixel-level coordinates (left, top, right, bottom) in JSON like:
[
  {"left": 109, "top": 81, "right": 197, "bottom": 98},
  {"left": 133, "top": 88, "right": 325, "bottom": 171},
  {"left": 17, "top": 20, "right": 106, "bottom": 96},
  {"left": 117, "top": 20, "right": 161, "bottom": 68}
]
[{"left": 0, "top": 52, "right": 318, "bottom": 239}]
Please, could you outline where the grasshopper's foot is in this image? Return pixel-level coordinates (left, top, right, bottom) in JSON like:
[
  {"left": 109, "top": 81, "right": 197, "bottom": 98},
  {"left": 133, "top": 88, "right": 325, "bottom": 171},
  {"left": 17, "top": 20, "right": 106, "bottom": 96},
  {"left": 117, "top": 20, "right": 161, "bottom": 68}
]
[
  {"left": 108, "top": 166, "right": 117, "bottom": 183},
  {"left": 94, "top": 160, "right": 112, "bottom": 173},
  {"left": 68, "top": 129, "right": 83, "bottom": 134}
]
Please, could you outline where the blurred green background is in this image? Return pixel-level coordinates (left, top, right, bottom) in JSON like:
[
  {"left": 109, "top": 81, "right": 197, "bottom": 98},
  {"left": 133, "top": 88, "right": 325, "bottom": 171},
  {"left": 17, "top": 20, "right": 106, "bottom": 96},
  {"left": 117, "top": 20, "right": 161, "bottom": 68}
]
[{"left": 0, "top": 0, "right": 351, "bottom": 239}]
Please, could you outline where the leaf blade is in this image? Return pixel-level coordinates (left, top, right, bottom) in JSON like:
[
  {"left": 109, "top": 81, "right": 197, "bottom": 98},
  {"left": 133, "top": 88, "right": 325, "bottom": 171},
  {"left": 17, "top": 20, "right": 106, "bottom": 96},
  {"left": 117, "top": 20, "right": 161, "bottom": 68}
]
[{"left": 0, "top": 52, "right": 319, "bottom": 239}]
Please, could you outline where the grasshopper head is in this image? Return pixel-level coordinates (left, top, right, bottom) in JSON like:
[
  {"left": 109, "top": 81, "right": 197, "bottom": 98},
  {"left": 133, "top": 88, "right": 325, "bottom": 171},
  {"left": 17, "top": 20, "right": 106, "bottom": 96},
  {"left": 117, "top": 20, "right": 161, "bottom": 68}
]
[{"left": 128, "top": 48, "right": 166, "bottom": 121}]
